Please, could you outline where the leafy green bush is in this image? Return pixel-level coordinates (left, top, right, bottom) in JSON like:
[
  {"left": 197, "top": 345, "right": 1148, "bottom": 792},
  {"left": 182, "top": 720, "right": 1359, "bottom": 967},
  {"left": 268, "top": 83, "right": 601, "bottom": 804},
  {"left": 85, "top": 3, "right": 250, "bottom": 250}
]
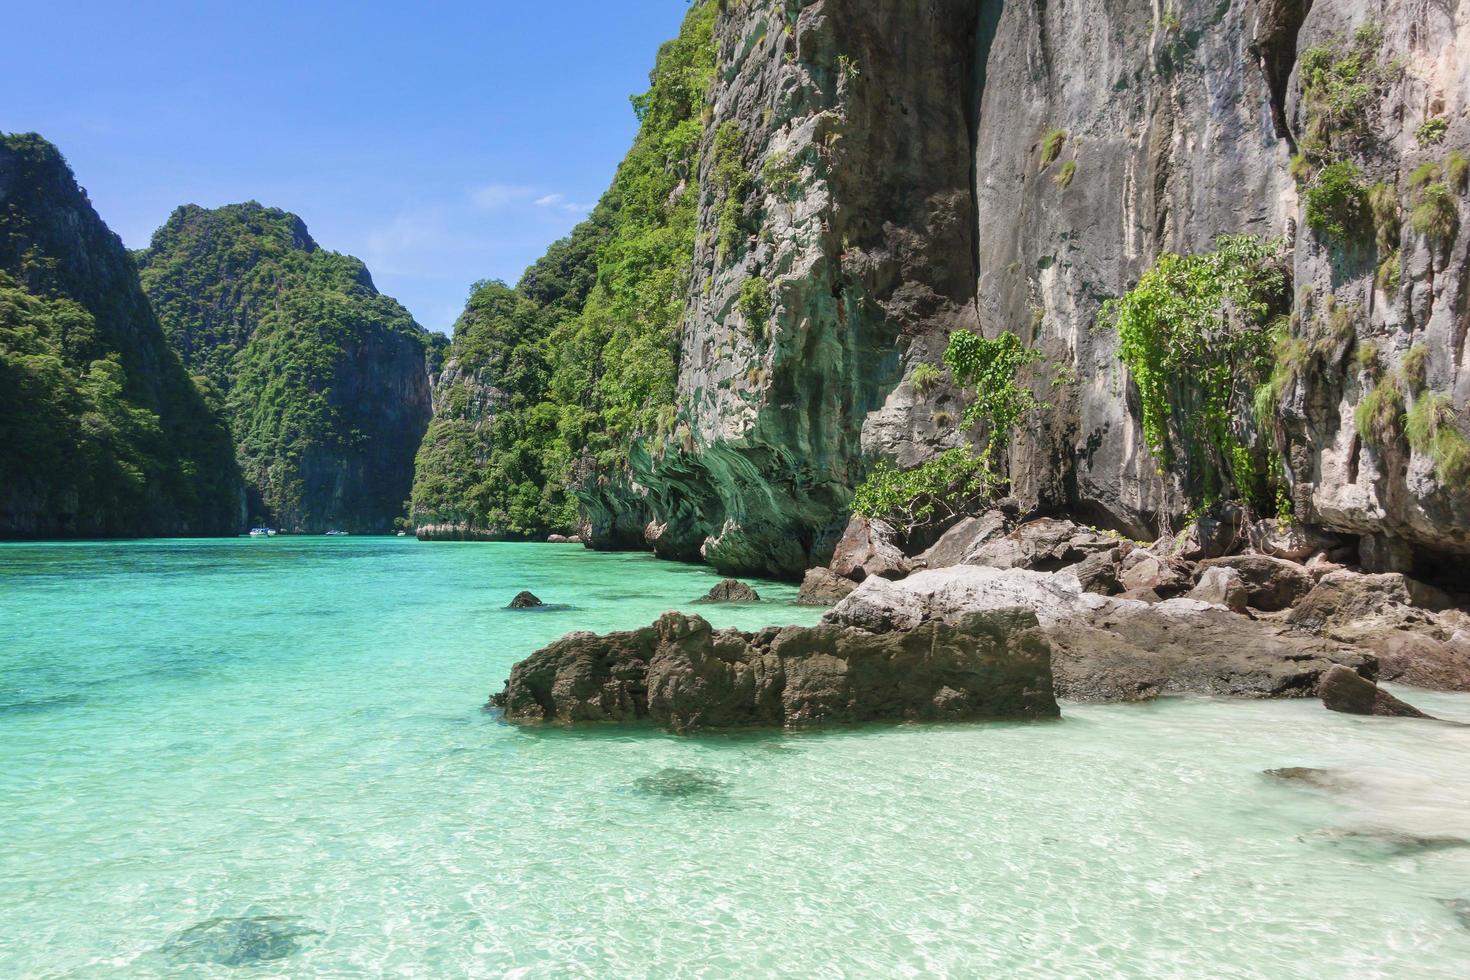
[
  {"left": 1298, "top": 24, "right": 1384, "bottom": 155},
  {"left": 943, "top": 329, "right": 1042, "bottom": 439},
  {"left": 1415, "top": 118, "right": 1448, "bottom": 146},
  {"left": 1101, "top": 235, "right": 1288, "bottom": 500},
  {"left": 1055, "top": 160, "right": 1077, "bottom": 189},
  {"left": 738, "top": 276, "right": 771, "bottom": 327},
  {"left": 1305, "top": 161, "right": 1370, "bottom": 240},
  {"left": 761, "top": 151, "right": 801, "bottom": 196},
  {"left": 851, "top": 447, "right": 1000, "bottom": 536}
]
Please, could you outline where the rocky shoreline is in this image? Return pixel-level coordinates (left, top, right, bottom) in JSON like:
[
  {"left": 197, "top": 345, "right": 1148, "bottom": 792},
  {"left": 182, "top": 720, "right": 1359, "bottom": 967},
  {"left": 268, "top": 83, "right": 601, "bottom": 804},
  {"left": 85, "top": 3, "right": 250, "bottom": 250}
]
[{"left": 491, "top": 505, "right": 1469, "bottom": 734}]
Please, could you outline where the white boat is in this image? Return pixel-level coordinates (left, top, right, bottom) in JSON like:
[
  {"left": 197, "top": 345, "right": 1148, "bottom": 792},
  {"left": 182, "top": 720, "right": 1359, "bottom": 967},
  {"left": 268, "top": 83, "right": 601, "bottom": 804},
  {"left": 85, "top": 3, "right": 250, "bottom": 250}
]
[
  {"left": 248, "top": 527, "right": 271, "bottom": 537},
  {"left": 325, "top": 530, "right": 350, "bottom": 536}
]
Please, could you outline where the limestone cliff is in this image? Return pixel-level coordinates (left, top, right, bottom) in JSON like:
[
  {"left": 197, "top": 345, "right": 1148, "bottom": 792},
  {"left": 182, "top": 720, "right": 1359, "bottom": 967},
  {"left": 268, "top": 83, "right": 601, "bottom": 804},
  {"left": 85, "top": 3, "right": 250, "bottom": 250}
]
[
  {"left": 0, "top": 133, "right": 242, "bottom": 537},
  {"left": 138, "top": 203, "right": 435, "bottom": 533},
  {"left": 601, "top": 0, "right": 1468, "bottom": 581}
]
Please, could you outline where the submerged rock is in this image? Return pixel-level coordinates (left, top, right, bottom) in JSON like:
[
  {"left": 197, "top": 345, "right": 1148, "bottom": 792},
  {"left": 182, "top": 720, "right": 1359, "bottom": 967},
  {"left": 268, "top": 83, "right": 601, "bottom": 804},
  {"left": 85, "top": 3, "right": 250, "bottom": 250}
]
[
  {"left": 160, "top": 915, "right": 321, "bottom": 967},
  {"left": 632, "top": 767, "right": 730, "bottom": 799},
  {"left": 796, "top": 567, "right": 856, "bottom": 606},
  {"left": 1319, "top": 665, "right": 1435, "bottom": 719},
  {"left": 509, "top": 591, "right": 545, "bottom": 609},
  {"left": 1440, "top": 899, "right": 1470, "bottom": 931},
  {"left": 699, "top": 579, "right": 761, "bottom": 603},
  {"left": 490, "top": 608, "right": 1058, "bottom": 733},
  {"left": 1315, "top": 829, "right": 1470, "bottom": 857},
  {"left": 1262, "top": 767, "right": 1357, "bottom": 792}
]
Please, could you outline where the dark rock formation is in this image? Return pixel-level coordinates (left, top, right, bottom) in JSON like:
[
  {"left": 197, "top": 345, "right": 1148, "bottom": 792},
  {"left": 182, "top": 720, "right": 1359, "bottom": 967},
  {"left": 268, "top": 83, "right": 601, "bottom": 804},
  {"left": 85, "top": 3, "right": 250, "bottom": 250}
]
[
  {"left": 827, "top": 566, "right": 1373, "bottom": 703},
  {"left": 137, "top": 202, "right": 434, "bottom": 534},
  {"left": 796, "top": 567, "right": 856, "bottom": 606},
  {"left": 490, "top": 609, "right": 1059, "bottom": 733},
  {"left": 0, "top": 133, "right": 242, "bottom": 537},
  {"left": 1318, "top": 664, "right": 1434, "bottom": 719},
  {"left": 509, "top": 591, "right": 544, "bottom": 609},
  {"left": 699, "top": 579, "right": 761, "bottom": 603},
  {"left": 1069, "top": 548, "right": 1124, "bottom": 596}
]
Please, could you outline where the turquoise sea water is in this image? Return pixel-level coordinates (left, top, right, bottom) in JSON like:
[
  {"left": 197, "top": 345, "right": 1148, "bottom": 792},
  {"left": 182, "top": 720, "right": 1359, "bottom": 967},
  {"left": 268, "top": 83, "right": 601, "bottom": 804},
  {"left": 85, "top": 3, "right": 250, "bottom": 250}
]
[{"left": 2, "top": 538, "right": 1470, "bottom": 977}]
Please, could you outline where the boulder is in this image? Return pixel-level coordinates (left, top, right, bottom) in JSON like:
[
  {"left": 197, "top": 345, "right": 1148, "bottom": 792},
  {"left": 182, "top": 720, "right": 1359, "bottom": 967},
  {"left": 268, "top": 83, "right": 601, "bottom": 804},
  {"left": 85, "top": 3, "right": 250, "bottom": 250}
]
[
  {"left": 826, "top": 566, "right": 1371, "bottom": 703},
  {"left": 1069, "top": 547, "right": 1122, "bottom": 595},
  {"left": 490, "top": 609, "right": 1059, "bottom": 733},
  {"left": 829, "top": 516, "right": 910, "bottom": 582},
  {"left": 699, "top": 579, "right": 760, "bottom": 603},
  {"left": 1318, "top": 664, "right": 1435, "bottom": 719},
  {"left": 508, "top": 591, "right": 544, "bottom": 609},
  {"left": 1247, "top": 520, "right": 1352, "bottom": 563},
  {"left": 1287, "top": 571, "right": 1453, "bottom": 633},
  {"left": 1262, "top": 767, "right": 1357, "bottom": 792},
  {"left": 914, "top": 510, "right": 1010, "bottom": 569},
  {"left": 1187, "top": 566, "right": 1249, "bottom": 613},
  {"left": 1198, "top": 555, "right": 1313, "bottom": 611},
  {"left": 547, "top": 534, "right": 570, "bottom": 543},
  {"left": 965, "top": 517, "right": 1117, "bottom": 572},
  {"left": 1369, "top": 630, "right": 1470, "bottom": 692},
  {"left": 1119, "top": 551, "right": 1190, "bottom": 597},
  {"left": 1116, "top": 587, "right": 1163, "bottom": 604},
  {"left": 1175, "top": 503, "right": 1245, "bottom": 560},
  {"left": 796, "top": 567, "right": 857, "bottom": 606}
]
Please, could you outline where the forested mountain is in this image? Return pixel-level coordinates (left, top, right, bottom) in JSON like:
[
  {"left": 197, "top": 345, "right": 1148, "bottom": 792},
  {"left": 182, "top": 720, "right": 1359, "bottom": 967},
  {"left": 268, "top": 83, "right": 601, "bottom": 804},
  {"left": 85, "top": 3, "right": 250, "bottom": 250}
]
[
  {"left": 138, "top": 203, "right": 437, "bottom": 532},
  {"left": 0, "top": 133, "right": 241, "bottom": 537},
  {"left": 410, "top": 2, "right": 712, "bottom": 540}
]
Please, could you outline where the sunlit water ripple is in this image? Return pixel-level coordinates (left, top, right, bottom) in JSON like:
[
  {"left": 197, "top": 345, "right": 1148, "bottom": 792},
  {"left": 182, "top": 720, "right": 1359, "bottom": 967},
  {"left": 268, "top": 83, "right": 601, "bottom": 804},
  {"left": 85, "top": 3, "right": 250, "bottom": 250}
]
[{"left": 2, "top": 538, "right": 1468, "bottom": 977}]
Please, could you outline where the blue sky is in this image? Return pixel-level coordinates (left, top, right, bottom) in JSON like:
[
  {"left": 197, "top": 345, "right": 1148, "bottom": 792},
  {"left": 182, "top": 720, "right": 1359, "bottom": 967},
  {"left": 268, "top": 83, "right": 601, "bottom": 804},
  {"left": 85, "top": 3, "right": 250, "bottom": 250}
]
[{"left": 2, "top": 1, "right": 690, "bottom": 333}]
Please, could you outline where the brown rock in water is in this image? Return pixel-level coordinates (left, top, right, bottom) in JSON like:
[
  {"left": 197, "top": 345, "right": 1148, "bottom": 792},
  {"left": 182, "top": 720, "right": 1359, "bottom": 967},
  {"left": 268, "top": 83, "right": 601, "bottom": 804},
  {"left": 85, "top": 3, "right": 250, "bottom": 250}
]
[
  {"left": 699, "top": 579, "right": 760, "bottom": 603},
  {"left": 509, "top": 591, "right": 544, "bottom": 609},
  {"left": 1318, "top": 665, "right": 1434, "bottom": 719},
  {"left": 490, "top": 609, "right": 1059, "bottom": 733},
  {"left": 1263, "top": 767, "right": 1357, "bottom": 792},
  {"left": 796, "top": 568, "right": 856, "bottom": 606},
  {"left": 1199, "top": 555, "right": 1313, "bottom": 611}
]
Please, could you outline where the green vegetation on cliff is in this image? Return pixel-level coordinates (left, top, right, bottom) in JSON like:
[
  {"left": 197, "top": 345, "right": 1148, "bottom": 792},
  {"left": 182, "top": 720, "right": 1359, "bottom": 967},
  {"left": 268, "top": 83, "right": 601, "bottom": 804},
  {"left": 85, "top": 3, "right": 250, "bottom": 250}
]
[
  {"left": 137, "top": 203, "right": 434, "bottom": 532},
  {"left": 0, "top": 133, "right": 239, "bottom": 537},
  {"left": 1103, "top": 235, "right": 1290, "bottom": 507},
  {"left": 411, "top": 1, "right": 716, "bottom": 535}
]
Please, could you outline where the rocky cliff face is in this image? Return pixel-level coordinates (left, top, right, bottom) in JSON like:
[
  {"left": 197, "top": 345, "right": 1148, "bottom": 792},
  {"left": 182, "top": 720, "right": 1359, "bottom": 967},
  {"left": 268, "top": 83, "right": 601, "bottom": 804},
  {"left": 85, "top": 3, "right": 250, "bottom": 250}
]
[
  {"left": 0, "top": 133, "right": 242, "bottom": 537},
  {"left": 592, "top": 0, "right": 1468, "bottom": 582},
  {"left": 138, "top": 203, "right": 434, "bottom": 533}
]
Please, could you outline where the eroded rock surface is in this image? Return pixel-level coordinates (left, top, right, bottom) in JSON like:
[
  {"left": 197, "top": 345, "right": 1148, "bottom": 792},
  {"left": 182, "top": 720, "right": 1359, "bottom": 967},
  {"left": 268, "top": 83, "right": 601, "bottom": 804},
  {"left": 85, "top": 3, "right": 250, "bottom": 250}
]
[
  {"left": 699, "top": 579, "right": 761, "bottom": 603},
  {"left": 491, "top": 609, "right": 1058, "bottom": 733},
  {"left": 827, "top": 566, "right": 1372, "bottom": 702},
  {"left": 1318, "top": 664, "right": 1434, "bottom": 719}
]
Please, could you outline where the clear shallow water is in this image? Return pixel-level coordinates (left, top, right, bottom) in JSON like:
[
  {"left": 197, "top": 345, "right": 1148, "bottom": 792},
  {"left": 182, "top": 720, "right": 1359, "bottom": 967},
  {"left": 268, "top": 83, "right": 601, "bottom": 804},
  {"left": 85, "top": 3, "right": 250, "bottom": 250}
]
[{"left": 2, "top": 538, "right": 1470, "bottom": 978}]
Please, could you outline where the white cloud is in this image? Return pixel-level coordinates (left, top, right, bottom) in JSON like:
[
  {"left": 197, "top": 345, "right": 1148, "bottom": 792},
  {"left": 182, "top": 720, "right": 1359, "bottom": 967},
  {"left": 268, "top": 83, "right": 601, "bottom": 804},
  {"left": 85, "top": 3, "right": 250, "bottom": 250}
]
[
  {"left": 534, "top": 193, "right": 593, "bottom": 215},
  {"left": 470, "top": 183, "right": 536, "bottom": 210}
]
